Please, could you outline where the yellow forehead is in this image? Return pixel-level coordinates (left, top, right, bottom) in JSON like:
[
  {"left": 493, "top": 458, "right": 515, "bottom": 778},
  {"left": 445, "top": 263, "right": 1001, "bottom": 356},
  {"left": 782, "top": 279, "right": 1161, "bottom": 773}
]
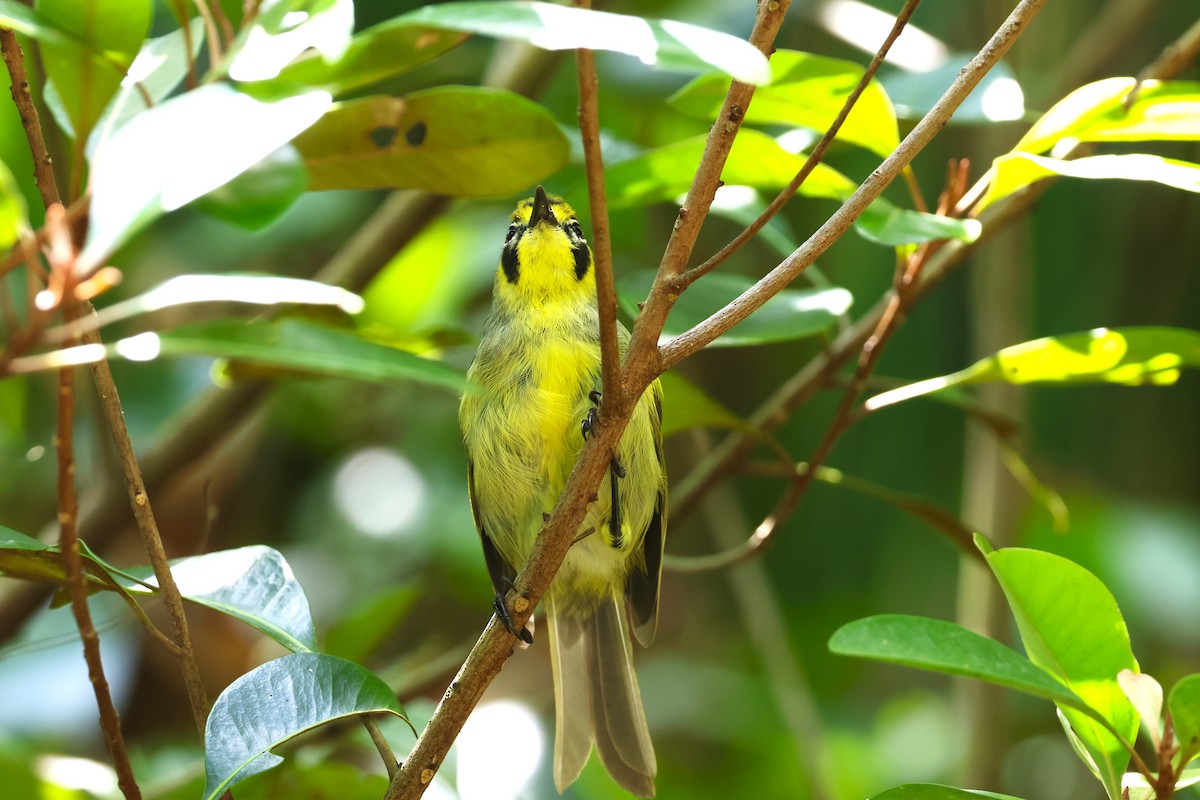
[{"left": 512, "top": 194, "right": 577, "bottom": 224}]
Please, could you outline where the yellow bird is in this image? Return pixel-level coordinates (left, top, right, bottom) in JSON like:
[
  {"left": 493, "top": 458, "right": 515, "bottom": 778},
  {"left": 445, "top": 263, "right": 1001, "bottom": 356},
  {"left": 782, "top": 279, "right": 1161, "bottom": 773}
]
[{"left": 459, "top": 186, "right": 666, "bottom": 796}]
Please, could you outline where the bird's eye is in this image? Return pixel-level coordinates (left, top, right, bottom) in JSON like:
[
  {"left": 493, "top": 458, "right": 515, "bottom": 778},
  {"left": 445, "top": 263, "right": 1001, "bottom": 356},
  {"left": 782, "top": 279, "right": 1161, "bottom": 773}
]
[{"left": 505, "top": 224, "right": 518, "bottom": 243}]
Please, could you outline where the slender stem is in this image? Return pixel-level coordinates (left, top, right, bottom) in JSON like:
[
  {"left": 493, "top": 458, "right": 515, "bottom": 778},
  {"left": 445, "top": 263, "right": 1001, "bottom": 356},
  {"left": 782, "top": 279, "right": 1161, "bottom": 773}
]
[
  {"left": 190, "top": 0, "right": 224, "bottom": 69},
  {"left": 659, "top": 0, "right": 1050, "bottom": 372},
  {"left": 622, "top": 0, "right": 792, "bottom": 391},
  {"left": 682, "top": 0, "right": 923, "bottom": 288},
  {"left": 574, "top": 6, "right": 622, "bottom": 408},
  {"left": 1, "top": 29, "right": 61, "bottom": 207},
  {"left": 363, "top": 716, "right": 399, "bottom": 779},
  {"left": 52, "top": 225, "right": 142, "bottom": 800}
]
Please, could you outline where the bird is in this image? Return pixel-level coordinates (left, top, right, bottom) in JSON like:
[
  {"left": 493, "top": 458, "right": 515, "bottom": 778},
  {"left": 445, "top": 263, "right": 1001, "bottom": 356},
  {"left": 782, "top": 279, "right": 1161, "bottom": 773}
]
[{"left": 459, "top": 186, "right": 666, "bottom": 797}]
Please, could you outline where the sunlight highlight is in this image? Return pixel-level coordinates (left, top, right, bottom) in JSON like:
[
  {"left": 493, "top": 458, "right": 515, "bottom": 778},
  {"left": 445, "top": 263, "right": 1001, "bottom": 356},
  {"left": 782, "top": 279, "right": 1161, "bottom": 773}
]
[
  {"left": 333, "top": 448, "right": 424, "bottom": 538},
  {"left": 980, "top": 76, "right": 1026, "bottom": 121},
  {"left": 456, "top": 700, "right": 544, "bottom": 800},
  {"left": 817, "top": 0, "right": 949, "bottom": 72},
  {"left": 115, "top": 332, "right": 161, "bottom": 362},
  {"left": 36, "top": 755, "right": 118, "bottom": 795}
]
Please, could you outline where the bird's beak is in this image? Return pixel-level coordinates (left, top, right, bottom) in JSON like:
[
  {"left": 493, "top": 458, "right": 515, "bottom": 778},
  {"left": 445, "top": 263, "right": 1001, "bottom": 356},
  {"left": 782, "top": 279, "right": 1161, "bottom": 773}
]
[{"left": 528, "top": 185, "right": 555, "bottom": 228}]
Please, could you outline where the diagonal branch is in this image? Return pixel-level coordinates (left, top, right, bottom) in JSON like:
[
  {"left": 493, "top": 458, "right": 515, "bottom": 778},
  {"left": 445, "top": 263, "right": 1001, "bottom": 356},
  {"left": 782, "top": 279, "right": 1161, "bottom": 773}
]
[
  {"left": 681, "top": 0, "right": 923, "bottom": 288},
  {"left": 658, "top": 0, "right": 1049, "bottom": 372}
]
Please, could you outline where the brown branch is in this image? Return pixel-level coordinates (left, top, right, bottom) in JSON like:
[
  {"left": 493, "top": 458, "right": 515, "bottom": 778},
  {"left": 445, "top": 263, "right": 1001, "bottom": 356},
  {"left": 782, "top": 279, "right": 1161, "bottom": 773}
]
[
  {"left": 673, "top": 163, "right": 971, "bottom": 571},
  {"left": 574, "top": 3, "right": 621, "bottom": 408},
  {"left": 387, "top": 4, "right": 797, "bottom": 797},
  {"left": 659, "top": 0, "right": 1049, "bottom": 372},
  {"left": 622, "top": 0, "right": 792, "bottom": 391},
  {"left": 1, "top": 28, "right": 61, "bottom": 207},
  {"left": 682, "top": 0, "right": 923, "bottom": 288},
  {"left": 51, "top": 213, "right": 141, "bottom": 800}
]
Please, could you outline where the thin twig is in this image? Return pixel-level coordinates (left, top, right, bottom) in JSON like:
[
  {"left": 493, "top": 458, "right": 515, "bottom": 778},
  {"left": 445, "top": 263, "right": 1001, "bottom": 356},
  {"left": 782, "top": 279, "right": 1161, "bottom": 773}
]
[
  {"left": 682, "top": 0, "right": 923, "bottom": 288},
  {"left": 658, "top": 0, "right": 1049, "bottom": 372},
  {"left": 672, "top": 162, "right": 971, "bottom": 571},
  {"left": 1, "top": 29, "right": 60, "bottom": 207},
  {"left": 1127, "top": 14, "right": 1200, "bottom": 107},
  {"left": 363, "top": 716, "right": 399, "bottom": 779},
  {"left": 51, "top": 211, "right": 142, "bottom": 800},
  {"left": 574, "top": 1, "right": 622, "bottom": 408},
  {"left": 622, "top": 0, "right": 793, "bottom": 387},
  {"left": 190, "top": 0, "right": 224, "bottom": 69}
]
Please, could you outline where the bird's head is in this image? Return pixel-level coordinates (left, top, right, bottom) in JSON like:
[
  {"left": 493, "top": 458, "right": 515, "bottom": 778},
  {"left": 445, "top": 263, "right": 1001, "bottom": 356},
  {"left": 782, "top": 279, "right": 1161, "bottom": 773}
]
[{"left": 495, "top": 186, "right": 594, "bottom": 307}]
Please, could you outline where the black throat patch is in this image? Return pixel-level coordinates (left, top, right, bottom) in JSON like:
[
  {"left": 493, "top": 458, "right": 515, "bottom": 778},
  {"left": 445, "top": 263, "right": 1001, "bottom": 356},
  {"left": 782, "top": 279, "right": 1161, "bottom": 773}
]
[
  {"left": 501, "top": 230, "right": 522, "bottom": 284},
  {"left": 571, "top": 242, "right": 590, "bottom": 281}
]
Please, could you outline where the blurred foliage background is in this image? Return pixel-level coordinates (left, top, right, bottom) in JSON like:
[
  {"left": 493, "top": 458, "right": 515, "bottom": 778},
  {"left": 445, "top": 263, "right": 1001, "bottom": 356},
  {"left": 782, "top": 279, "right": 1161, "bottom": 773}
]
[{"left": 0, "top": 0, "right": 1197, "bottom": 798}]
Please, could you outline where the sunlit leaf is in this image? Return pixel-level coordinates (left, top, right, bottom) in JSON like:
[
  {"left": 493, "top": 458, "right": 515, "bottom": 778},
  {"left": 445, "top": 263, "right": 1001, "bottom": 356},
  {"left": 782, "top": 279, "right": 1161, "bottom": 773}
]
[
  {"left": 86, "top": 19, "right": 206, "bottom": 158},
  {"left": 395, "top": 1, "right": 772, "bottom": 85},
  {"left": 273, "top": 21, "right": 468, "bottom": 95},
  {"left": 979, "top": 152, "right": 1200, "bottom": 211},
  {"left": 81, "top": 85, "right": 332, "bottom": 271},
  {"left": 202, "top": 653, "right": 406, "bottom": 800},
  {"left": 599, "top": 129, "right": 854, "bottom": 209},
  {"left": 598, "top": 130, "right": 979, "bottom": 245},
  {"left": 0, "top": 157, "right": 28, "bottom": 249},
  {"left": 1169, "top": 673, "right": 1200, "bottom": 762},
  {"left": 127, "top": 546, "right": 316, "bottom": 653},
  {"left": 35, "top": 0, "right": 151, "bottom": 144},
  {"left": 227, "top": 0, "right": 354, "bottom": 83},
  {"left": 659, "top": 371, "right": 753, "bottom": 439},
  {"left": 865, "top": 784, "right": 1025, "bottom": 800},
  {"left": 865, "top": 327, "right": 1200, "bottom": 411},
  {"left": 856, "top": 202, "right": 980, "bottom": 247},
  {"left": 1017, "top": 78, "right": 1200, "bottom": 155},
  {"left": 0, "top": 0, "right": 74, "bottom": 46},
  {"left": 196, "top": 144, "right": 310, "bottom": 230},
  {"left": 293, "top": 87, "right": 569, "bottom": 197},
  {"left": 1117, "top": 669, "right": 1163, "bottom": 747},
  {"left": 1122, "top": 768, "right": 1200, "bottom": 800},
  {"left": 670, "top": 49, "right": 899, "bottom": 156},
  {"left": 617, "top": 269, "right": 852, "bottom": 348},
  {"left": 830, "top": 615, "right": 1091, "bottom": 710},
  {"left": 979, "top": 537, "right": 1139, "bottom": 798}
]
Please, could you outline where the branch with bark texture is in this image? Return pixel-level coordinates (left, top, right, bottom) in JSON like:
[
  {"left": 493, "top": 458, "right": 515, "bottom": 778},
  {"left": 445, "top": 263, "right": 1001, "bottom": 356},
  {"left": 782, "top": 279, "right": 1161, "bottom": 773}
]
[{"left": 386, "top": 0, "right": 1054, "bottom": 796}]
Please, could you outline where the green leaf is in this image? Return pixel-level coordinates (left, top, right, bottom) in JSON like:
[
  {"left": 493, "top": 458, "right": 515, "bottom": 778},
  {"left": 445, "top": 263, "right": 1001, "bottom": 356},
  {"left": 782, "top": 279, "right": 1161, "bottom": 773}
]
[
  {"left": 979, "top": 152, "right": 1200, "bottom": 211},
  {"left": 35, "top": 0, "right": 151, "bottom": 144},
  {"left": 196, "top": 143, "right": 310, "bottom": 230},
  {"left": 127, "top": 546, "right": 317, "bottom": 653},
  {"left": 234, "top": 761, "right": 388, "bottom": 800},
  {"left": 599, "top": 129, "right": 854, "bottom": 209},
  {"left": 670, "top": 49, "right": 898, "bottom": 156},
  {"left": 202, "top": 652, "right": 406, "bottom": 800},
  {"left": 864, "top": 327, "right": 1200, "bottom": 411},
  {"left": 829, "top": 615, "right": 1091, "bottom": 711},
  {"left": 1016, "top": 78, "right": 1200, "bottom": 155},
  {"left": 226, "top": 0, "right": 354, "bottom": 83},
  {"left": 856, "top": 201, "right": 980, "bottom": 247},
  {"left": 0, "top": 525, "right": 125, "bottom": 593},
  {"left": 87, "top": 19, "right": 207, "bottom": 158},
  {"left": 659, "top": 371, "right": 754, "bottom": 439},
  {"left": 1169, "top": 673, "right": 1200, "bottom": 762},
  {"left": 617, "top": 269, "right": 852, "bottom": 348},
  {"left": 293, "top": 87, "right": 569, "bottom": 197},
  {"left": 981, "top": 541, "right": 1139, "bottom": 798},
  {"left": 866, "top": 785, "right": 1025, "bottom": 800},
  {"left": 81, "top": 85, "right": 332, "bottom": 271},
  {"left": 324, "top": 586, "right": 418, "bottom": 663},
  {"left": 395, "top": 1, "right": 771, "bottom": 86},
  {"left": 598, "top": 129, "right": 978, "bottom": 245},
  {"left": 273, "top": 21, "right": 468, "bottom": 95},
  {"left": 0, "top": 157, "right": 28, "bottom": 249},
  {"left": 0, "top": 0, "right": 75, "bottom": 45}
]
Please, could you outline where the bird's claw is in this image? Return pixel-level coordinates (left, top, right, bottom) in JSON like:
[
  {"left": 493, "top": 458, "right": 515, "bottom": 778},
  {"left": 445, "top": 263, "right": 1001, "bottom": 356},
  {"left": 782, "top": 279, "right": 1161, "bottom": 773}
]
[{"left": 493, "top": 577, "right": 533, "bottom": 644}]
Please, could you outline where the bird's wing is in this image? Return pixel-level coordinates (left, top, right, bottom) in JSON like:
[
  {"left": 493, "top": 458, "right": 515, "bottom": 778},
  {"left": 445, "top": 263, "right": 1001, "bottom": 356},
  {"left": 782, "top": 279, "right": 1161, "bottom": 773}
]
[
  {"left": 468, "top": 460, "right": 517, "bottom": 595},
  {"left": 625, "top": 381, "right": 666, "bottom": 647}
]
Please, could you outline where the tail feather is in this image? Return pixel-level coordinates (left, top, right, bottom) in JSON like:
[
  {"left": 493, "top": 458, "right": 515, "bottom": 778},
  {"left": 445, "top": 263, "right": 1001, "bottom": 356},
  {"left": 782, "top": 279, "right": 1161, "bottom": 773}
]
[
  {"left": 546, "top": 597, "right": 593, "bottom": 792},
  {"left": 587, "top": 597, "right": 656, "bottom": 797},
  {"left": 547, "top": 593, "right": 656, "bottom": 797}
]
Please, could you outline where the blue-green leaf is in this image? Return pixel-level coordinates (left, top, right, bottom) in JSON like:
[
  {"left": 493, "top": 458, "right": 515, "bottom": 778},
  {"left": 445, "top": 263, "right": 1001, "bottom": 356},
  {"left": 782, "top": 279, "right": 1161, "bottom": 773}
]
[{"left": 202, "top": 653, "right": 406, "bottom": 800}]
